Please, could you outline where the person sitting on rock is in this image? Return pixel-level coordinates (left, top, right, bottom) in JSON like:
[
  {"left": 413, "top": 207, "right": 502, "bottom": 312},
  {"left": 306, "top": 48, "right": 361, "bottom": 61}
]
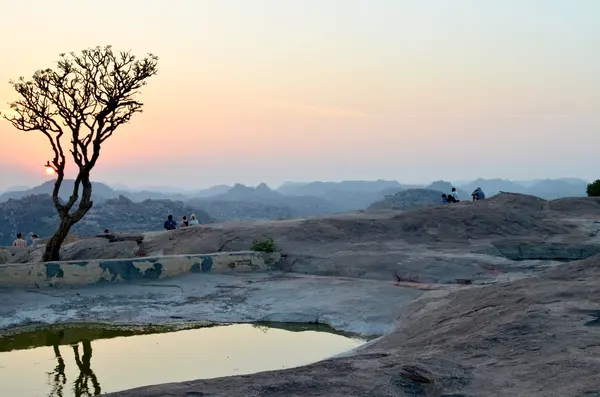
[
  {"left": 180, "top": 216, "right": 189, "bottom": 228},
  {"left": 471, "top": 187, "right": 486, "bottom": 201},
  {"left": 26, "top": 232, "right": 35, "bottom": 246},
  {"left": 189, "top": 214, "right": 199, "bottom": 226},
  {"left": 448, "top": 187, "right": 460, "bottom": 203},
  {"left": 441, "top": 193, "right": 449, "bottom": 203},
  {"left": 164, "top": 215, "right": 177, "bottom": 230},
  {"left": 13, "top": 233, "right": 27, "bottom": 248}
]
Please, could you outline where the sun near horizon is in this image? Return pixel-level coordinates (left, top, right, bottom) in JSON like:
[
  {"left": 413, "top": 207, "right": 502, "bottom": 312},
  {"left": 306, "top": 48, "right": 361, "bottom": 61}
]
[{"left": 0, "top": 0, "right": 598, "bottom": 190}]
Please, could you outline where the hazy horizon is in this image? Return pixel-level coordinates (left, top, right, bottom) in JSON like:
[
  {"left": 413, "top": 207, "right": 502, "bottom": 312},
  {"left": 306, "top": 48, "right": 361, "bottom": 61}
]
[
  {"left": 0, "top": 175, "right": 592, "bottom": 194},
  {"left": 1, "top": 0, "right": 598, "bottom": 190}
]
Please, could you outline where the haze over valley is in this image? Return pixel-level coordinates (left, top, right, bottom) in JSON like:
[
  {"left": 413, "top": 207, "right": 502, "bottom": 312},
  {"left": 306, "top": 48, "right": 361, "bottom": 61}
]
[{"left": 0, "top": 176, "right": 590, "bottom": 246}]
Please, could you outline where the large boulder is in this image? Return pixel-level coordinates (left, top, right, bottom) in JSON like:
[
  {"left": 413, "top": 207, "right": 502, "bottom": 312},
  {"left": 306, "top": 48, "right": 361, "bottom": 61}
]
[
  {"left": 0, "top": 249, "right": 9, "bottom": 264},
  {"left": 59, "top": 238, "right": 140, "bottom": 261}
]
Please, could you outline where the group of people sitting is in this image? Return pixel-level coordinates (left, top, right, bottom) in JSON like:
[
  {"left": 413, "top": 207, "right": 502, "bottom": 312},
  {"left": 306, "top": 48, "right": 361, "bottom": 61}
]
[
  {"left": 163, "top": 214, "right": 200, "bottom": 230},
  {"left": 441, "top": 187, "right": 486, "bottom": 203},
  {"left": 11, "top": 232, "right": 40, "bottom": 248}
]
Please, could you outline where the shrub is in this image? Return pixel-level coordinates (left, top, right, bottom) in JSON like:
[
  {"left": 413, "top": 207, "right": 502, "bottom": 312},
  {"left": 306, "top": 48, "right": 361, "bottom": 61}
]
[
  {"left": 587, "top": 180, "right": 600, "bottom": 197},
  {"left": 252, "top": 323, "right": 269, "bottom": 333},
  {"left": 250, "top": 238, "right": 276, "bottom": 253}
]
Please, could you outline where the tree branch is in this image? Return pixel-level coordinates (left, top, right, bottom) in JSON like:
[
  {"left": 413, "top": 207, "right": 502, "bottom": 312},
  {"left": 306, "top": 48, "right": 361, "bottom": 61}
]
[{"left": 1, "top": 45, "right": 158, "bottom": 222}]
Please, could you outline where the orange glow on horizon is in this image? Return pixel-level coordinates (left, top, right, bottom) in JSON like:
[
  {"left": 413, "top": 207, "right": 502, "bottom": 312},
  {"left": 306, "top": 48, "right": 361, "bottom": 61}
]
[{"left": 45, "top": 167, "right": 55, "bottom": 176}]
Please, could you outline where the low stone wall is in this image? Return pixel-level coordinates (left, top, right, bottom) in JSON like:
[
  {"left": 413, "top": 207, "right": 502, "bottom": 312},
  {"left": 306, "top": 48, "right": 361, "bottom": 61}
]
[{"left": 0, "top": 251, "right": 282, "bottom": 288}]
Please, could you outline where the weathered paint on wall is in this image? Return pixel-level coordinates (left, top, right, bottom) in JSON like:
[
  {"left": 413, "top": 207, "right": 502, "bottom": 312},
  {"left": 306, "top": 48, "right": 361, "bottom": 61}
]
[{"left": 0, "top": 251, "right": 282, "bottom": 288}]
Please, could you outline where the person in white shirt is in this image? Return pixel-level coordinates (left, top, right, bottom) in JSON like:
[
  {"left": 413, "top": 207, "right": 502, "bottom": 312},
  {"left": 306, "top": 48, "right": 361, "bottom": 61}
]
[
  {"left": 449, "top": 187, "right": 460, "bottom": 202},
  {"left": 189, "top": 214, "right": 199, "bottom": 226}
]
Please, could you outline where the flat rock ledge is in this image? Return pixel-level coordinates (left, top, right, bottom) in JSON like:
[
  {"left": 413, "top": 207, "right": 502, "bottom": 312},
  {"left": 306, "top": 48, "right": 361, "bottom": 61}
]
[{"left": 104, "top": 254, "right": 600, "bottom": 397}]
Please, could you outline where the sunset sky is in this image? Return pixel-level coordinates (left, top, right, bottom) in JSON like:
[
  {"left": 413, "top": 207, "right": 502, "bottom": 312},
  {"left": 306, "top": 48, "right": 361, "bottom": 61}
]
[{"left": 0, "top": 0, "right": 598, "bottom": 190}]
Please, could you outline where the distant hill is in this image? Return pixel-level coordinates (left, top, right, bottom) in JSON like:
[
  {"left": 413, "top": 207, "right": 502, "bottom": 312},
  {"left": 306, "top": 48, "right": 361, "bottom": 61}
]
[
  {"left": 0, "top": 179, "right": 119, "bottom": 203},
  {"left": 5, "top": 177, "right": 589, "bottom": 222},
  {"left": 2, "top": 185, "right": 31, "bottom": 192},
  {"left": 277, "top": 180, "right": 403, "bottom": 196},
  {"left": 276, "top": 180, "right": 410, "bottom": 212},
  {"left": 188, "top": 183, "right": 336, "bottom": 219},
  {"left": 456, "top": 178, "right": 588, "bottom": 200},
  {"left": 210, "top": 183, "right": 283, "bottom": 202},
  {"left": 0, "top": 195, "right": 60, "bottom": 245},
  {"left": 525, "top": 179, "right": 587, "bottom": 200},
  {"left": 458, "top": 178, "right": 528, "bottom": 197},
  {"left": 368, "top": 188, "right": 444, "bottom": 211},
  {"left": 0, "top": 194, "right": 213, "bottom": 246},
  {"left": 0, "top": 180, "right": 203, "bottom": 204},
  {"left": 426, "top": 181, "right": 469, "bottom": 200},
  {"left": 514, "top": 178, "right": 589, "bottom": 188},
  {"left": 187, "top": 200, "right": 296, "bottom": 221},
  {"left": 113, "top": 190, "right": 190, "bottom": 202},
  {"left": 187, "top": 185, "right": 232, "bottom": 198}
]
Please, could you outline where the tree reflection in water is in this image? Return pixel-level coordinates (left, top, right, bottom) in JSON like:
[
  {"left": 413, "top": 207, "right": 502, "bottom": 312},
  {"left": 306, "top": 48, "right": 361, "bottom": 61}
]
[
  {"left": 46, "top": 336, "right": 101, "bottom": 397},
  {"left": 72, "top": 340, "right": 101, "bottom": 396},
  {"left": 47, "top": 344, "right": 66, "bottom": 397}
]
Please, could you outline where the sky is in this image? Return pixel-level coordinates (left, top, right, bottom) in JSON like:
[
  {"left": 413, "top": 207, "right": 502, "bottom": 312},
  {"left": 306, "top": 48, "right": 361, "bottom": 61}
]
[{"left": 0, "top": 0, "right": 598, "bottom": 190}]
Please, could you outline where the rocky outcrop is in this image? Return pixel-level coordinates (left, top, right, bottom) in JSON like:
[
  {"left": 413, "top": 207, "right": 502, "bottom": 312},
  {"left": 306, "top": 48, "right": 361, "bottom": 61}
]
[
  {"left": 0, "top": 236, "right": 141, "bottom": 263},
  {"left": 59, "top": 239, "right": 141, "bottom": 261},
  {"left": 367, "top": 188, "right": 444, "bottom": 211},
  {"left": 426, "top": 180, "right": 469, "bottom": 198},
  {"left": 3, "top": 192, "right": 600, "bottom": 396},
  {"left": 9, "top": 193, "right": 597, "bottom": 278},
  {"left": 104, "top": 254, "right": 600, "bottom": 397},
  {"left": 0, "top": 194, "right": 213, "bottom": 246}
]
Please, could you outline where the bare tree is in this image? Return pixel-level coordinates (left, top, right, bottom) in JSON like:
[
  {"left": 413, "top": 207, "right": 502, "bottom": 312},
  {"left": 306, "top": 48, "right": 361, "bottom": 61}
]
[{"left": 1, "top": 46, "right": 158, "bottom": 261}]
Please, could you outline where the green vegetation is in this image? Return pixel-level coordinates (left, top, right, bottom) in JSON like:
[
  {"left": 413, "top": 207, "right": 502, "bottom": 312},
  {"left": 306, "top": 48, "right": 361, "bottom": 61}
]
[
  {"left": 587, "top": 180, "right": 600, "bottom": 197},
  {"left": 250, "top": 238, "right": 277, "bottom": 253}
]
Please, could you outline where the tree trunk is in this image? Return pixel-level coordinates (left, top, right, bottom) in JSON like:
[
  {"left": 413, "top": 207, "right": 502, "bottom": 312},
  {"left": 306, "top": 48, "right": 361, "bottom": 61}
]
[{"left": 43, "top": 218, "right": 73, "bottom": 262}]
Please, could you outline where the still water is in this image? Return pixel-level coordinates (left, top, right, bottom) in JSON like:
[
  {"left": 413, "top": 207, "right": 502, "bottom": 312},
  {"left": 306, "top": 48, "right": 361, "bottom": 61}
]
[{"left": 0, "top": 323, "right": 364, "bottom": 397}]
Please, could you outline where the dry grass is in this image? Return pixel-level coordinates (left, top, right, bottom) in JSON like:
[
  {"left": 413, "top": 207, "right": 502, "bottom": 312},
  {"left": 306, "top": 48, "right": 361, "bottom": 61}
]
[{"left": 65, "top": 233, "right": 79, "bottom": 244}]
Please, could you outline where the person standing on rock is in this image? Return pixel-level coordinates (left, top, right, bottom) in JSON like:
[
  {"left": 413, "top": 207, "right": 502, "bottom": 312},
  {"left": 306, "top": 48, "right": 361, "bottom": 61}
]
[
  {"left": 13, "top": 233, "right": 27, "bottom": 248},
  {"left": 189, "top": 214, "right": 199, "bottom": 226},
  {"left": 164, "top": 215, "right": 177, "bottom": 230}
]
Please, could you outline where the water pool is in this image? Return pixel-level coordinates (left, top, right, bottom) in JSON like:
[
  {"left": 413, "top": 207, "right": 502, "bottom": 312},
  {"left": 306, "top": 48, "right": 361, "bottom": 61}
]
[{"left": 0, "top": 323, "right": 364, "bottom": 396}]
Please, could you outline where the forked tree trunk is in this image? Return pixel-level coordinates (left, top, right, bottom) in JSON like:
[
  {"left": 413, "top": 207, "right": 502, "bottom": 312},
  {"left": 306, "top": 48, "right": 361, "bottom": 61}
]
[
  {"left": 44, "top": 172, "right": 94, "bottom": 262},
  {"left": 43, "top": 218, "right": 73, "bottom": 262}
]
